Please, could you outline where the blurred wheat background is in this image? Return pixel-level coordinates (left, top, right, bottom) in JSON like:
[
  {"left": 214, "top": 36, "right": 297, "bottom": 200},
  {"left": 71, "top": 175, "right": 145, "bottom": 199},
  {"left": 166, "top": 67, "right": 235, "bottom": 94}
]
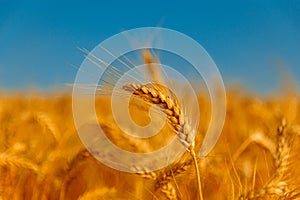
[{"left": 0, "top": 87, "right": 299, "bottom": 199}]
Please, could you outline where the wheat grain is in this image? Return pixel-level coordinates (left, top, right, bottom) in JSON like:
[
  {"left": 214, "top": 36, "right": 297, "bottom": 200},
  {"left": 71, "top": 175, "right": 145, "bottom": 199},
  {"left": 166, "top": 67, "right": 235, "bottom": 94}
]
[{"left": 161, "top": 182, "right": 177, "bottom": 200}]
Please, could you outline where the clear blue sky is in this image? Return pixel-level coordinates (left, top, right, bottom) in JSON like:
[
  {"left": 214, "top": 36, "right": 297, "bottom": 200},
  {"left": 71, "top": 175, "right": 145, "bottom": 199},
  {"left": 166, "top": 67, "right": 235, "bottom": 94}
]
[{"left": 0, "top": 0, "right": 299, "bottom": 92}]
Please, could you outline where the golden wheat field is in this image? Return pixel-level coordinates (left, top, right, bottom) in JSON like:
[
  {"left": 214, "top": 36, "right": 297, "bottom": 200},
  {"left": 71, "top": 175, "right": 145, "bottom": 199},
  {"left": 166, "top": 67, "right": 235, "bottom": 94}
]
[
  {"left": 0, "top": 86, "right": 299, "bottom": 200},
  {"left": 1, "top": 1, "right": 300, "bottom": 199}
]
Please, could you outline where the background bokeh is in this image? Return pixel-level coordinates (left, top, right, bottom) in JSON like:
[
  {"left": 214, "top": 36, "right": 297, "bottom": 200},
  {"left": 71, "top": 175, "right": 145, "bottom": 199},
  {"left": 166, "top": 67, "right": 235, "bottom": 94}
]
[{"left": 0, "top": 0, "right": 299, "bottom": 93}]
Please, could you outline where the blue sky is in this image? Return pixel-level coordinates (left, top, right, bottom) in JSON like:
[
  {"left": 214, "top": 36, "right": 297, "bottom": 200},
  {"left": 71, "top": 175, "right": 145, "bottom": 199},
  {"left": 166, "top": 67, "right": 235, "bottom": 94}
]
[{"left": 0, "top": 0, "right": 299, "bottom": 93}]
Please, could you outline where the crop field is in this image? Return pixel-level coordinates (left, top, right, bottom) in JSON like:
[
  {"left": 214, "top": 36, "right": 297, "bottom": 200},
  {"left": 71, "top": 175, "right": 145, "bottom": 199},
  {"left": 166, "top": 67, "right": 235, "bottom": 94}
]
[
  {"left": 0, "top": 85, "right": 299, "bottom": 199},
  {"left": 1, "top": 1, "right": 299, "bottom": 199}
]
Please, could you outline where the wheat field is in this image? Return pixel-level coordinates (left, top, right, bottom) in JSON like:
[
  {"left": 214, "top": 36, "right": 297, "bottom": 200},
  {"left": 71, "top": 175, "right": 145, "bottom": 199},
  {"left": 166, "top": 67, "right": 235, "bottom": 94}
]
[{"left": 0, "top": 86, "right": 299, "bottom": 199}]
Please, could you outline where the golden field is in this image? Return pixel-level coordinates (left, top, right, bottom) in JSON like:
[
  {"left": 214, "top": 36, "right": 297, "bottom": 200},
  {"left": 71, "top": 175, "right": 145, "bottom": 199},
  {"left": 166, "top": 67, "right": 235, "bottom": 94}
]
[{"left": 0, "top": 88, "right": 299, "bottom": 200}]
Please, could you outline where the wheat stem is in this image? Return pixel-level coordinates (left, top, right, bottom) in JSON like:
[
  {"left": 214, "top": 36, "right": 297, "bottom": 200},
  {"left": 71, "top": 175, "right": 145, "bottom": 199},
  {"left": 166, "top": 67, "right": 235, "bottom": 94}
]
[{"left": 189, "top": 146, "right": 203, "bottom": 200}]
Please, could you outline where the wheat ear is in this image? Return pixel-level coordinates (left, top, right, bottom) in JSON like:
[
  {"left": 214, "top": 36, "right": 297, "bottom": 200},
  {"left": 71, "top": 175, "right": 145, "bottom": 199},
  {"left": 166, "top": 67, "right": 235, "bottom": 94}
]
[
  {"left": 0, "top": 154, "right": 39, "bottom": 174},
  {"left": 240, "top": 118, "right": 298, "bottom": 199},
  {"left": 59, "top": 150, "right": 91, "bottom": 200},
  {"left": 124, "top": 83, "right": 203, "bottom": 200}
]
